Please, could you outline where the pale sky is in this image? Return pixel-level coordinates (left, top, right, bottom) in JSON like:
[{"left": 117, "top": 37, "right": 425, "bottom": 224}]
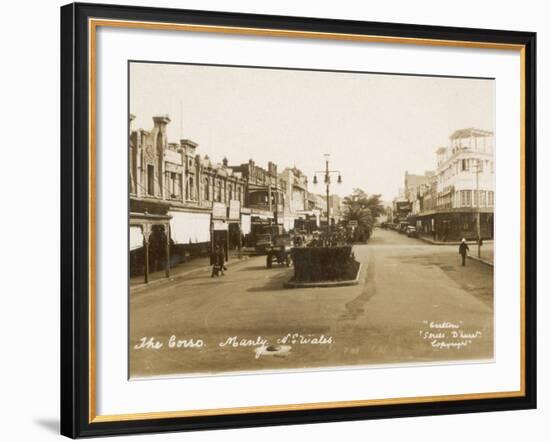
[{"left": 130, "top": 62, "right": 494, "bottom": 202}]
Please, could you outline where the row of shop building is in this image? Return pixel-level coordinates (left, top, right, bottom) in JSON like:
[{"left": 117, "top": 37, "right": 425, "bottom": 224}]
[
  {"left": 129, "top": 114, "right": 343, "bottom": 280},
  {"left": 391, "top": 128, "right": 495, "bottom": 242}
]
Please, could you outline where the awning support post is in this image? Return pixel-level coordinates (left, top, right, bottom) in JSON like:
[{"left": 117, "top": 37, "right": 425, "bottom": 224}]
[
  {"left": 143, "top": 234, "right": 150, "bottom": 284},
  {"left": 165, "top": 223, "right": 170, "bottom": 278}
]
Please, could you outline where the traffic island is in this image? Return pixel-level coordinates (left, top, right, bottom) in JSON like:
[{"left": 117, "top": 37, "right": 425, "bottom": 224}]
[{"left": 285, "top": 246, "right": 362, "bottom": 288}]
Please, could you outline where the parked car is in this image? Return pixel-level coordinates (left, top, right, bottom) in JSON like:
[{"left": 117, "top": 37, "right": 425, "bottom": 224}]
[
  {"left": 406, "top": 226, "right": 419, "bottom": 238},
  {"left": 398, "top": 222, "right": 410, "bottom": 233}
]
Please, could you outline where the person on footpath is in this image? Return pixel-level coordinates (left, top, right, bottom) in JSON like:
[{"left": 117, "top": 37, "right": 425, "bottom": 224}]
[
  {"left": 458, "top": 238, "right": 470, "bottom": 266},
  {"left": 211, "top": 243, "right": 226, "bottom": 277}
]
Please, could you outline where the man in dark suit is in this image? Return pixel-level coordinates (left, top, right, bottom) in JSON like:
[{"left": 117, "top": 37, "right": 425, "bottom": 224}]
[{"left": 459, "top": 238, "right": 470, "bottom": 266}]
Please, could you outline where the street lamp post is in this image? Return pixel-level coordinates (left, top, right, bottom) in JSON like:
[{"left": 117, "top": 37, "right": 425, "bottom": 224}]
[{"left": 313, "top": 154, "right": 342, "bottom": 237}]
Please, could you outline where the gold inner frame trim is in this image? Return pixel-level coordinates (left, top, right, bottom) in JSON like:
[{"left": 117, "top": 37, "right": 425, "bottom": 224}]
[{"left": 88, "top": 17, "right": 527, "bottom": 424}]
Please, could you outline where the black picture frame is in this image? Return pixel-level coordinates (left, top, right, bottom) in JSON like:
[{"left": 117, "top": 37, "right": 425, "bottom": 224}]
[{"left": 61, "top": 2, "right": 537, "bottom": 438}]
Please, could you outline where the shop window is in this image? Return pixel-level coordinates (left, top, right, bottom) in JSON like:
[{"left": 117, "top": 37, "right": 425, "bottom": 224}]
[
  {"left": 203, "top": 178, "right": 210, "bottom": 201},
  {"left": 463, "top": 216, "right": 470, "bottom": 230},
  {"left": 187, "top": 176, "right": 195, "bottom": 201},
  {"left": 170, "top": 172, "right": 177, "bottom": 197},
  {"left": 461, "top": 190, "right": 472, "bottom": 207},
  {"left": 480, "top": 191, "right": 487, "bottom": 207},
  {"left": 147, "top": 164, "right": 154, "bottom": 196}
]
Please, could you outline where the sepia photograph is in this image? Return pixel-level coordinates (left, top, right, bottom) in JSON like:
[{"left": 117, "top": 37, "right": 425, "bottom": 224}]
[{"left": 128, "top": 61, "right": 495, "bottom": 379}]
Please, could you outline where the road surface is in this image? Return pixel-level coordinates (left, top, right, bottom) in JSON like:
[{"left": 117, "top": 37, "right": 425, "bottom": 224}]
[{"left": 130, "top": 228, "right": 493, "bottom": 378}]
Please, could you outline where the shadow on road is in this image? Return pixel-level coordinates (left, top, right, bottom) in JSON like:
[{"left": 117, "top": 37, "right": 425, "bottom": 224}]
[
  {"left": 339, "top": 256, "right": 376, "bottom": 321},
  {"left": 240, "top": 265, "right": 270, "bottom": 271},
  {"left": 246, "top": 271, "right": 294, "bottom": 293}
]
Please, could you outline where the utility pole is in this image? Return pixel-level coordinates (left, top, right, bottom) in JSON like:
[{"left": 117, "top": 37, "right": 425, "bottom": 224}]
[{"left": 476, "top": 159, "right": 481, "bottom": 258}]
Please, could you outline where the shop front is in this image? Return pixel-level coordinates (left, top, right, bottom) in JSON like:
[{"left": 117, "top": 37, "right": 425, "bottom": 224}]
[
  {"left": 211, "top": 202, "right": 229, "bottom": 261},
  {"left": 295, "top": 210, "right": 320, "bottom": 233},
  {"left": 129, "top": 212, "right": 171, "bottom": 283},
  {"left": 227, "top": 200, "right": 243, "bottom": 253},
  {"left": 417, "top": 208, "right": 494, "bottom": 242},
  {"left": 168, "top": 208, "right": 212, "bottom": 263}
]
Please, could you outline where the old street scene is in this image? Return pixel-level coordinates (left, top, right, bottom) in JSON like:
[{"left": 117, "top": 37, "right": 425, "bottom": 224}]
[{"left": 129, "top": 63, "right": 494, "bottom": 378}]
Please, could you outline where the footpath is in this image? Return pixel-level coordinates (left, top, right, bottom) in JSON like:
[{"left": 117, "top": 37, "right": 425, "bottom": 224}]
[
  {"left": 417, "top": 235, "right": 494, "bottom": 266},
  {"left": 417, "top": 235, "right": 494, "bottom": 247},
  {"left": 467, "top": 248, "right": 494, "bottom": 266},
  {"left": 130, "top": 251, "right": 251, "bottom": 293}
]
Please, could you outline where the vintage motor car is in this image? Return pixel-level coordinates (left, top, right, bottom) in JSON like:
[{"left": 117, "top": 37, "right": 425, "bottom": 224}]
[
  {"left": 398, "top": 222, "right": 410, "bottom": 233},
  {"left": 254, "top": 233, "right": 273, "bottom": 255},
  {"left": 266, "top": 234, "right": 293, "bottom": 268},
  {"left": 406, "top": 226, "right": 419, "bottom": 238}
]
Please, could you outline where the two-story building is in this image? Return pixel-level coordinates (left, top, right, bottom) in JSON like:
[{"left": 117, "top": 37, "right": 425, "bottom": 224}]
[
  {"left": 129, "top": 114, "right": 174, "bottom": 281},
  {"left": 129, "top": 114, "right": 247, "bottom": 280},
  {"left": 279, "top": 167, "right": 310, "bottom": 231},
  {"left": 230, "top": 159, "right": 284, "bottom": 236}
]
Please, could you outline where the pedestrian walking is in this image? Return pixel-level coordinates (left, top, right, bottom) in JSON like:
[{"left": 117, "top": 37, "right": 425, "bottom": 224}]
[
  {"left": 211, "top": 244, "right": 226, "bottom": 277},
  {"left": 458, "top": 238, "right": 470, "bottom": 266}
]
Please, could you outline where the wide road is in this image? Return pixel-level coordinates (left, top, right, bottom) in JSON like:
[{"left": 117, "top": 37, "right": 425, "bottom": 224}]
[{"left": 130, "top": 228, "right": 493, "bottom": 378}]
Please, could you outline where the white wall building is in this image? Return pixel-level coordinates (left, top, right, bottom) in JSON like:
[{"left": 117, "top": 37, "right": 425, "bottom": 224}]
[
  {"left": 436, "top": 128, "right": 495, "bottom": 210},
  {"left": 416, "top": 128, "right": 495, "bottom": 241}
]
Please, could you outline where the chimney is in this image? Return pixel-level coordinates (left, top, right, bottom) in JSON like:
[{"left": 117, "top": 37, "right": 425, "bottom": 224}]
[{"left": 222, "top": 157, "right": 228, "bottom": 167}]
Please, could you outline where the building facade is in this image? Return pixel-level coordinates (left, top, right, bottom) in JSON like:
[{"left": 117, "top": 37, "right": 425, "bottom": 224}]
[
  {"left": 279, "top": 167, "right": 320, "bottom": 231},
  {"left": 415, "top": 128, "right": 495, "bottom": 241},
  {"left": 391, "top": 197, "right": 412, "bottom": 224},
  {"left": 313, "top": 194, "right": 343, "bottom": 227},
  {"left": 231, "top": 160, "right": 284, "bottom": 236},
  {"left": 129, "top": 114, "right": 248, "bottom": 279},
  {"left": 404, "top": 170, "right": 434, "bottom": 222},
  {"left": 129, "top": 114, "right": 174, "bottom": 280}
]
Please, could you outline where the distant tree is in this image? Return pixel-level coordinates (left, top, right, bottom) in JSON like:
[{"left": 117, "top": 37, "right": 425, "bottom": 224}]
[{"left": 342, "top": 189, "right": 384, "bottom": 241}]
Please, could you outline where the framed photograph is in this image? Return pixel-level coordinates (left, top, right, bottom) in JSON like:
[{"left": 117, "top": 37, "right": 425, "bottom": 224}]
[{"left": 60, "top": 2, "right": 536, "bottom": 438}]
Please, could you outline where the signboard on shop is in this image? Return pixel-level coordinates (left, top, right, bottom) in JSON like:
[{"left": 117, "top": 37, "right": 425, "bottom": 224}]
[
  {"left": 212, "top": 220, "right": 228, "bottom": 231},
  {"left": 228, "top": 200, "right": 241, "bottom": 220},
  {"left": 212, "top": 202, "right": 226, "bottom": 219}
]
